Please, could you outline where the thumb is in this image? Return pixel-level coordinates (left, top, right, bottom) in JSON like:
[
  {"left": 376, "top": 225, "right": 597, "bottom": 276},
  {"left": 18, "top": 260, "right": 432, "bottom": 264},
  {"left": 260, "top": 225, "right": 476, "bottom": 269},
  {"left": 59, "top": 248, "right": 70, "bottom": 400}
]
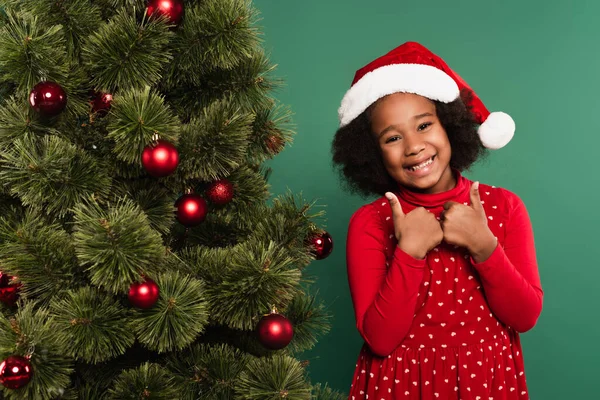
[
  {"left": 470, "top": 181, "right": 485, "bottom": 214},
  {"left": 385, "top": 192, "right": 405, "bottom": 218}
]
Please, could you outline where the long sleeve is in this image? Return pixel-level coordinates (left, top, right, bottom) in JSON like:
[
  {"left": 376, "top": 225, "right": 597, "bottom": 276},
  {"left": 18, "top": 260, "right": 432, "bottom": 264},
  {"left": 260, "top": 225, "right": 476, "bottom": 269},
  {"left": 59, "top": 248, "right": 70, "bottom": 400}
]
[
  {"left": 470, "top": 192, "right": 543, "bottom": 332},
  {"left": 346, "top": 205, "right": 426, "bottom": 357}
]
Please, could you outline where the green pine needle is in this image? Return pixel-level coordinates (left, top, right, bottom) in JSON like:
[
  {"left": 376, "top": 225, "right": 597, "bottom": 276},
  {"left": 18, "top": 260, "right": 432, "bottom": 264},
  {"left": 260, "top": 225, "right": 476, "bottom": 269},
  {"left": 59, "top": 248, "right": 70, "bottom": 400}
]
[
  {"left": 166, "top": 342, "right": 253, "bottom": 400},
  {"left": 72, "top": 196, "right": 165, "bottom": 294},
  {"left": 207, "top": 239, "right": 303, "bottom": 330},
  {"left": 165, "top": 0, "right": 260, "bottom": 86},
  {"left": 0, "top": 11, "right": 68, "bottom": 94},
  {"left": 177, "top": 98, "right": 254, "bottom": 181},
  {"left": 0, "top": 211, "right": 78, "bottom": 305},
  {"left": 107, "top": 85, "right": 180, "bottom": 164},
  {"left": 107, "top": 362, "right": 178, "bottom": 400},
  {"left": 82, "top": 8, "right": 173, "bottom": 92},
  {"left": 311, "top": 383, "right": 347, "bottom": 400},
  {"left": 285, "top": 290, "right": 332, "bottom": 354},
  {"left": 132, "top": 271, "right": 209, "bottom": 353},
  {"left": 49, "top": 286, "right": 135, "bottom": 364},
  {"left": 0, "top": 134, "right": 111, "bottom": 217},
  {"left": 235, "top": 355, "right": 312, "bottom": 400},
  {"left": 0, "top": 303, "right": 73, "bottom": 400}
]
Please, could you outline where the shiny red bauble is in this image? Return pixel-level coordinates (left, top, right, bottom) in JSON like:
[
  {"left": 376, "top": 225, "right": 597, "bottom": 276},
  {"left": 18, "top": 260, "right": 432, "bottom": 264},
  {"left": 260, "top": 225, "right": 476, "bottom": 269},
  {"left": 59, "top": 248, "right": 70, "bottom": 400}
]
[
  {"left": 175, "top": 193, "right": 208, "bottom": 227},
  {"left": 256, "top": 312, "right": 294, "bottom": 350},
  {"left": 91, "top": 91, "right": 113, "bottom": 114},
  {"left": 128, "top": 278, "right": 160, "bottom": 309},
  {"left": 29, "top": 81, "right": 67, "bottom": 117},
  {"left": 141, "top": 140, "right": 179, "bottom": 178},
  {"left": 0, "top": 271, "right": 21, "bottom": 306},
  {"left": 206, "top": 179, "right": 234, "bottom": 205},
  {"left": 146, "top": 0, "right": 184, "bottom": 25},
  {"left": 0, "top": 356, "right": 33, "bottom": 390},
  {"left": 308, "top": 231, "right": 334, "bottom": 260}
]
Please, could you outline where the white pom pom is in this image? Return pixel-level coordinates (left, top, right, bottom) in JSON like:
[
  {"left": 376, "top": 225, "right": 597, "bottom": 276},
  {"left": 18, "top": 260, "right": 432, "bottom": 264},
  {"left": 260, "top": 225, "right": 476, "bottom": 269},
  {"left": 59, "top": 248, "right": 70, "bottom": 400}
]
[{"left": 478, "top": 112, "right": 515, "bottom": 150}]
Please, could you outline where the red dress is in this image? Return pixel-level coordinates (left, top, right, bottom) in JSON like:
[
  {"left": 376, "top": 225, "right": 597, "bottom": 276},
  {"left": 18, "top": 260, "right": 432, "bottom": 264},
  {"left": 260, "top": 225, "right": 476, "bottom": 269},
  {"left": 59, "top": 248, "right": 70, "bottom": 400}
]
[{"left": 346, "top": 170, "right": 543, "bottom": 400}]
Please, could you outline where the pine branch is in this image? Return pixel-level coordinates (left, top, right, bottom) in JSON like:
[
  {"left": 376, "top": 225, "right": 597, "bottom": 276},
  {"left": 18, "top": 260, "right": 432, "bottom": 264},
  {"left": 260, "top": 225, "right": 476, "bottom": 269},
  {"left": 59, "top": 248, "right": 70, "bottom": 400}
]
[
  {"left": 311, "top": 383, "right": 347, "bottom": 400},
  {"left": 49, "top": 286, "right": 135, "bottom": 364},
  {"left": 177, "top": 98, "right": 254, "bottom": 182},
  {"left": 111, "top": 178, "right": 176, "bottom": 235},
  {"left": 164, "top": 49, "right": 280, "bottom": 119},
  {"left": 0, "top": 10, "right": 68, "bottom": 93},
  {"left": 246, "top": 103, "right": 295, "bottom": 165},
  {"left": 285, "top": 290, "right": 331, "bottom": 354},
  {"left": 205, "top": 166, "right": 270, "bottom": 223},
  {"left": 235, "top": 355, "right": 312, "bottom": 400},
  {"left": 82, "top": 8, "right": 174, "bottom": 92},
  {"left": 131, "top": 271, "right": 208, "bottom": 353},
  {"left": 0, "top": 96, "right": 58, "bottom": 145},
  {"left": 0, "top": 134, "right": 111, "bottom": 217},
  {"left": 106, "top": 85, "right": 180, "bottom": 164},
  {"left": 16, "top": 0, "right": 103, "bottom": 60},
  {"left": 207, "top": 239, "right": 303, "bottom": 330},
  {"left": 164, "top": 0, "right": 261, "bottom": 86},
  {"left": 0, "top": 303, "right": 73, "bottom": 400},
  {"left": 0, "top": 211, "right": 78, "bottom": 305},
  {"left": 166, "top": 342, "right": 253, "bottom": 400},
  {"left": 107, "top": 362, "right": 177, "bottom": 400},
  {"left": 72, "top": 197, "right": 165, "bottom": 294}
]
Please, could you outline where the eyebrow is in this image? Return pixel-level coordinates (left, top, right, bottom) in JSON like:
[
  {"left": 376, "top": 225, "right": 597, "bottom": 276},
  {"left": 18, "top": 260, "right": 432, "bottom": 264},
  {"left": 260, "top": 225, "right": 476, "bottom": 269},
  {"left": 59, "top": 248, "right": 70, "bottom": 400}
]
[{"left": 377, "top": 112, "right": 434, "bottom": 138}]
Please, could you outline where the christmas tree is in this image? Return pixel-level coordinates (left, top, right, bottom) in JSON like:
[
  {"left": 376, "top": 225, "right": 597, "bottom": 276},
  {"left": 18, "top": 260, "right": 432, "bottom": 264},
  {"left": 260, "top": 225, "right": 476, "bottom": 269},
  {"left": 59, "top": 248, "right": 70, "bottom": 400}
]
[{"left": 0, "top": 1, "right": 344, "bottom": 399}]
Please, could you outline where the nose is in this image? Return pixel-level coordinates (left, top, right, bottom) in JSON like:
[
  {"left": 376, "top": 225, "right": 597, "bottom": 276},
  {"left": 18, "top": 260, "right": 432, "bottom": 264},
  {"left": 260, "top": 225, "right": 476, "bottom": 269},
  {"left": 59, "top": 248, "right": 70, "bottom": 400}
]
[{"left": 404, "top": 134, "right": 426, "bottom": 156}]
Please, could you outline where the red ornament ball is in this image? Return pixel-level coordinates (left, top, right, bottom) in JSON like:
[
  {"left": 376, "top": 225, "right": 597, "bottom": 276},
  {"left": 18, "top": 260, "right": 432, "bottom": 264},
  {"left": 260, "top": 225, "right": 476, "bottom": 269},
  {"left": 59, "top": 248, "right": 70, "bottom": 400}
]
[
  {"left": 256, "top": 312, "right": 294, "bottom": 350},
  {"left": 29, "top": 81, "right": 67, "bottom": 117},
  {"left": 141, "top": 140, "right": 179, "bottom": 178},
  {"left": 91, "top": 91, "right": 113, "bottom": 114},
  {"left": 206, "top": 179, "right": 234, "bottom": 205},
  {"left": 0, "top": 356, "right": 33, "bottom": 390},
  {"left": 0, "top": 272, "right": 21, "bottom": 307},
  {"left": 308, "top": 231, "right": 334, "bottom": 260},
  {"left": 175, "top": 193, "right": 208, "bottom": 227},
  {"left": 146, "top": 0, "right": 184, "bottom": 25},
  {"left": 128, "top": 278, "right": 160, "bottom": 309}
]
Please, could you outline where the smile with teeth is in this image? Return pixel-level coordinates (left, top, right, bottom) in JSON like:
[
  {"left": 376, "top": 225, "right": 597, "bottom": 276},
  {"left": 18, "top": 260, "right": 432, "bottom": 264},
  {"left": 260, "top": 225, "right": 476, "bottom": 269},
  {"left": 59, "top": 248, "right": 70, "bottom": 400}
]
[{"left": 407, "top": 156, "right": 435, "bottom": 171}]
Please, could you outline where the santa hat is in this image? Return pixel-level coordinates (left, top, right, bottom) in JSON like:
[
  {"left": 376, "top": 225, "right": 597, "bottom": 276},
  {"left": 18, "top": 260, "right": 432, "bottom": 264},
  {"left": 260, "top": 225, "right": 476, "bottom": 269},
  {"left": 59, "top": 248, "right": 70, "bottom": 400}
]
[{"left": 338, "top": 42, "right": 514, "bottom": 150}]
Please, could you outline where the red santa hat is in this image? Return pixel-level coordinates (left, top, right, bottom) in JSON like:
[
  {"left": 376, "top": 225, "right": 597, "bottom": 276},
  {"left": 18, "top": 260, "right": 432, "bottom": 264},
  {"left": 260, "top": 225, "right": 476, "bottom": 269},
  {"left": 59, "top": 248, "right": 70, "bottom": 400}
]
[{"left": 338, "top": 41, "right": 514, "bottom": 150}]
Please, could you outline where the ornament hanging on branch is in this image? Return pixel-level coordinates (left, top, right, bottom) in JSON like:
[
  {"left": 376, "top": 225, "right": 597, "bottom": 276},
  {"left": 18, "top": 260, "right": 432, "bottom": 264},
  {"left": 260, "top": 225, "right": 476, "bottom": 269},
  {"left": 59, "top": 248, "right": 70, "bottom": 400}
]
[
  {"left": 146, "top": 0, "right": 184, "bottom": 25},
  {"left": 0, "top": 271, "right": 21, "bottom": 306},
  {"left": 0, "top": 355, "right": 33, "bottom": 390},
  {"left": 307, "top": 230, "right": 334, "bottom": 260},
  {"left": 90, "top": 91, "right": 113, "bottom": 114},
  {"left": 141, "top": 136, "right": 179, "bottom": 178},
  {"left": 175, "top": 192, "right": 208, "bottom": 227},
  {"left": 29, "top": 81, "right": 67, "bottom": 117},
  {"left": 206, "top": 179, "right": 234, "bottom": 205},
  {"left": 256, "top": 309, "right": 294, "bottom": 350},
  {"left": 128, "top": 278, "right": 160, "bottom": 309}
]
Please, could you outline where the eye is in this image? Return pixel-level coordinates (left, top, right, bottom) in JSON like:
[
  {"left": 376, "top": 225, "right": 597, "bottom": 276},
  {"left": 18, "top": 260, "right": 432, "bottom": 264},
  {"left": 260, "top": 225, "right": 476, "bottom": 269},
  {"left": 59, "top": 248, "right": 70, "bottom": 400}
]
[
  {"left": 385, "top": 135, "right": 401, "bottom": 143},
  {"left": 418, "top": 122, "right": 432, "bottom": 131}
]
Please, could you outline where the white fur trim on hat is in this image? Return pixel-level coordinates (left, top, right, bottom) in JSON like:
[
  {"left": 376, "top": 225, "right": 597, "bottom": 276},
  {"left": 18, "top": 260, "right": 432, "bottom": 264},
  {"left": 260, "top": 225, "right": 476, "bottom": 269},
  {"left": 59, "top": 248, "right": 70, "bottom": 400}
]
[
  {"left": 338, "top": 64, "right": 460, "bottom": 127},
  {"left": 478, "top": 112, "right": 515, "bottom": 149}
]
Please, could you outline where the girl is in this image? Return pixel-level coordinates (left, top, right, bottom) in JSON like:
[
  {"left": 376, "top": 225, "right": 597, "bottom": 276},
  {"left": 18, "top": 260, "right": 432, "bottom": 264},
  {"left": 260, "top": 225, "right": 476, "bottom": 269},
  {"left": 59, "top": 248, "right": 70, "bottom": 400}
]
[{"left": 331, "top": 42, "right": 543, "bottom": 399}]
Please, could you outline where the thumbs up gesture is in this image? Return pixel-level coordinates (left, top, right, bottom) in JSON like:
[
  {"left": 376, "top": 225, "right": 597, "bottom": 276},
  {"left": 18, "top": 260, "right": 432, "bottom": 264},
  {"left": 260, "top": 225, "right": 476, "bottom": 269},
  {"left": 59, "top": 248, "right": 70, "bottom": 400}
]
[
  {"left": 385, "top": 192, "right": 443, "bottom": 260},
  {"left": 440, "top": 182, "right": 497, "bottom": 260}
]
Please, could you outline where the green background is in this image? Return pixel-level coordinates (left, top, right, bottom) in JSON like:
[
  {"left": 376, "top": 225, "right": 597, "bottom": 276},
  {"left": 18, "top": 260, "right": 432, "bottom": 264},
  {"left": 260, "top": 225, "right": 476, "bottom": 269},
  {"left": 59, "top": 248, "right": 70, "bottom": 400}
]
[{"left": 254, "top": 0, "right": 599, "bottom": 398}]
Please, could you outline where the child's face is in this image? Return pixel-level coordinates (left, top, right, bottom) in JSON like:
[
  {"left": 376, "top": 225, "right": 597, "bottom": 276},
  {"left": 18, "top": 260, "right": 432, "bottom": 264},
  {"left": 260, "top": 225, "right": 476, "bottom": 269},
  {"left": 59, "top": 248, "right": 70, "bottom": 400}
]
[{"left": 370, "top": 92, "right": 455, "bottom": 194}]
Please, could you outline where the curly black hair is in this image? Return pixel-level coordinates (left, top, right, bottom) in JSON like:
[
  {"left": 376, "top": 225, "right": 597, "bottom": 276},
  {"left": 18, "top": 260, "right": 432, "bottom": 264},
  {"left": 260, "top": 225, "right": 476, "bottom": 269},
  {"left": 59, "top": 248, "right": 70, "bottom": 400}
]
[{"left": 331, "top": 90, "right": 489, "bottom": 198}]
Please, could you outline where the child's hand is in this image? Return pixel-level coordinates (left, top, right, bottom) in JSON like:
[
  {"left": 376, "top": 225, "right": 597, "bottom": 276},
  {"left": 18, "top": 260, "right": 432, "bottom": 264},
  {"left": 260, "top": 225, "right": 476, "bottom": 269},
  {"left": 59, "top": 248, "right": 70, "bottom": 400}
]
[
  {"left": 385, "top": 192, "right": 443, "bottom": 260},
  {"left": 440, "top": 182, "right": 497, "bottom": 260}
]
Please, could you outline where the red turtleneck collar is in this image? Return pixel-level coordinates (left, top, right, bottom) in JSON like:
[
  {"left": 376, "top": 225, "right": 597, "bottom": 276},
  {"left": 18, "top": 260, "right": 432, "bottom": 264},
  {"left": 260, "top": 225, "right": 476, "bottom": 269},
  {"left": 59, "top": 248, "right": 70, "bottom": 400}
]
[{"left": 394, "top": 168, "right": 471, "bottom": 209}]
